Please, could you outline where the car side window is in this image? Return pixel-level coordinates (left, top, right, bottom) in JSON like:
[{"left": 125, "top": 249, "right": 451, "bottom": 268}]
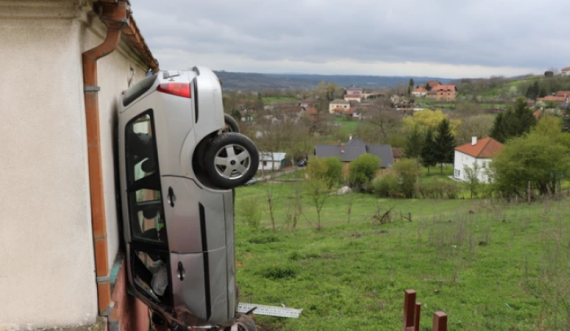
[{"left": 125, "top": 111, "right": 168, "bottom": 245}]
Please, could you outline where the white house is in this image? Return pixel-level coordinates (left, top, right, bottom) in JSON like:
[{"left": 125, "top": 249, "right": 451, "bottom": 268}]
[
  {"left": 0, "top": 1, "right": 158, "bottom": 330},
  {"left": 412, "top": 86, "right": 428, "bottom": 97},
  {"left": 329, "top": 99, "right": 350, "bottom": 114},
  {"left": 259, "top": 152, "right": 287, "bottom": 171},
  {"left": 344, "top": 94, "right": 362, "bottom": 102},
  {"left": 454, "top": 137, "right": 503, "bottom": 184},
  {"left": 562, "top": 66, "right": 570, "bottom": 76}
]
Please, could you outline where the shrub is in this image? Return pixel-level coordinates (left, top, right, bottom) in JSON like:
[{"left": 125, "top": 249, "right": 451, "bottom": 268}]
[
  {"left": 392, "top": 158, "right": 420, "bottom": 198},
  {"left": 372, "top": 173, "right": 399, "bottom": 197},
  {"left": 348, "top": 154, "right": 380, "bottom": 189},
  {"left": 418, "top": 179, "right": 461, "bottom": 199},
  {"left": 324, "top": 157, "right": 343, "bottom": 188},
  {"left": 307, "top": 156, "right": 343, "bottom": 188}
]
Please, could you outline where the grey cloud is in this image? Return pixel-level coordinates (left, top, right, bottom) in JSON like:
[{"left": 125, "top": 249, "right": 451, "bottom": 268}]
[{"left": 131, "top": 0, "right": 570, "bottom": 75}]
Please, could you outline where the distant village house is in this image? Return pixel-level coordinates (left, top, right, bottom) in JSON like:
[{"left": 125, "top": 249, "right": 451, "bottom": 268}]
[
  {"left": 329, "top": 99, "right": 351, "bottom": 114},
  {"left": 454, "top": 137, "right": 502, "bottom": 184},
  {"left": 314, "top": 137, "right": 395, "bottom": 174},
  {"left": 412, "top": 86, "right": 428, "bottom": 98},
  {"left": 432, "top": 85, "right": 457, "bottom": 101}
]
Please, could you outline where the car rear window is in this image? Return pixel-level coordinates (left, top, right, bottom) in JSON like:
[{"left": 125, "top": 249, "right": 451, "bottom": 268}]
[{"left": 123, "top": 73, "right": 158, "bottom": 107}]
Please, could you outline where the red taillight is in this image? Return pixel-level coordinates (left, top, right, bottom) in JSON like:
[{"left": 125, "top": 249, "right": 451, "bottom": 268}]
[{"left": 157, "top": 83, "right": 191, "bottom": 98}]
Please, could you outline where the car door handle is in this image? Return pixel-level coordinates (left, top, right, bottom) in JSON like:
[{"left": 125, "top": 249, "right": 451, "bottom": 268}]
[
  {"left": 177, "top": 261, "right": 186, "bottom": 281},
  {"left": 167, "top": 187, "right": 176, "bottom": 207}
]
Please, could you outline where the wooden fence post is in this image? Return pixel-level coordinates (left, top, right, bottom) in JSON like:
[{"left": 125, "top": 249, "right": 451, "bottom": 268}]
[
  {"left": 414, "top": 302, "right": 421, "bottom": 331},
  {"left": 432, "top": 311, "right": 447, "bottom": 331},
  {"left": 403, "top": 290, "right": 416, "bottom": 331}
]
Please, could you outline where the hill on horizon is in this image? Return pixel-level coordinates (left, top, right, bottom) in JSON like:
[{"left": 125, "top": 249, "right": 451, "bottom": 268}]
[{"left": 214, "top": 71, "right": 453, "bottom": 90}]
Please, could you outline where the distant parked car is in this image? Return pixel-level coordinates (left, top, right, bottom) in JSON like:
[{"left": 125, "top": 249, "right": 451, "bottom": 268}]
[
  {"left": 118, "top": 67, "right": 258, "bottom": 330},
  {"left": 298, "top": 159, "right": 308, "bottom": 167}
]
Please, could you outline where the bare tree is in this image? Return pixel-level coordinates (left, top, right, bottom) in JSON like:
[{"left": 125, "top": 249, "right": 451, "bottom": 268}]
[
  {"left": 305, "top": 177, "right": 330, "bottom": 231},
  {"left": 366, "top": 97, "right": 404, "bottom": 141}
]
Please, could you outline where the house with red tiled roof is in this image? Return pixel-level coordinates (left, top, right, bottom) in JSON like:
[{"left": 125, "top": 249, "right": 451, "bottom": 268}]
[
  {"left": 412, "top": 86, "right": 428, "bottom": 98},
  {"left": 432, "top": 85, "right": 457, "bottom": 101},
  {"left": 426, "top": 80, "right": 442, "bottom": 89},
  {"left": 454, "top": 137, "right": 503, "bottom": 183},
  {"left": 537, "top": 95, "right": 568, "bottom": 106},
  {"left": 562, "top": 66, "right": 570, "bottom": 76}
]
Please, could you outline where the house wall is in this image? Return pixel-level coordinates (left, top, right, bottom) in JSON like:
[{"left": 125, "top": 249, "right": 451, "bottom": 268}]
[
  {"left": 259, "top": 160, "right": 284, "bottom": 171},
  {"left": 0, "top": 1, "right": 149, "bottom": 329},
  {"left": 329, "top": 103, "right": 349, "bottom": 113},
  {"left": 412, "top": 91, "right": 427, "bottom": 97},
  {"left": 453, "top": 151, "right": 492, "bottom": 183},
  {"left": 436, "top": 91, "right": 457, "bottom": 101}
]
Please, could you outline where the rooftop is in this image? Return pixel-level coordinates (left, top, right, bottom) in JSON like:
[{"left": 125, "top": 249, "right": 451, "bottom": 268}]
[
  {"left": 314, "top": 137, "right": 394, "bottom": 167},
  {"left": 331, "top": 99, "right": 350, "bottom": 104},
  {"left": 455, "top": 137, "right": 503, "bottom": 158}
]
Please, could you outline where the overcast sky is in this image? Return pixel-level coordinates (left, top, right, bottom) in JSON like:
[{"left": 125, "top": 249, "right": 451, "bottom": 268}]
[{"left": 133, "top": 0, "right": 570, "bottom": 79}]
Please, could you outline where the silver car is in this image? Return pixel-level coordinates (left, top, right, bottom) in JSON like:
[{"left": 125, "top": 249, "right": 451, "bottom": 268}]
[{"left": 118, "top": 67, "right": 258, "bottom": 329}]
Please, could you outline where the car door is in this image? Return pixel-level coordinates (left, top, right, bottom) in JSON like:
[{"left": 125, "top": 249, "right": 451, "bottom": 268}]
[{"left": 124, "top": 110, "right": 173, "bottom": 306}]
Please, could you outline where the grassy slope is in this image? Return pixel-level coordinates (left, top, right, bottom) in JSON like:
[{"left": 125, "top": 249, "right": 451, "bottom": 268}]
[{"left": 234, "top": 183, "right": 570, "bottom": 330}]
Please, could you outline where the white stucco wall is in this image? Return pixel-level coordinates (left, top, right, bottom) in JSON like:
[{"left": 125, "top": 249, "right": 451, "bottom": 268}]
[
  {"left": 453, "top": 151, "right": 492, "bottom": 184},
  {"left": 259, "top": 160, "right": 283, "bottom": 171},
  {"left": 0, "top": 1, "right": 150, "bottom": 329},
  {"left": 82, "top": 18, "right": 148, "bottom": 276}
]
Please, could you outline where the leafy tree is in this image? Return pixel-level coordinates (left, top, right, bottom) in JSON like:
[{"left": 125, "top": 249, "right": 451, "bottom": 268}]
[
  {"left": 324, "top": 157, "right": 343, "bottom": 188},
  {"left": 402, "top": 110, "right": 460, "bottom": 135},
  {"left": 306, "top": 157, "right": 328, "bottom": 180},
  {"left": 491, "top": 119, "right": 570, "bottom": 197},
  {"left": 404, "top": 124, "right": 424, "bottom": 159},
  {"left": 434, "top": 119, "right": 456, "bottom": 174},
  {"left": 525, "top": 81, "right": 540, "bottom": 100},
  {"left": 421, "top": 128, "right": 437, "bottom": 174},
  {"left": 307, "top": 157, "right": 343, "bottom": 189},
  {"left": 348, "top": 154, "right": 381, "bottom": 189},
  {"left": 490, "top": 97, "right": 537, "bottom": 143},
  {"left": 392, "top": 158, "right": 420, "bottom": 198}
]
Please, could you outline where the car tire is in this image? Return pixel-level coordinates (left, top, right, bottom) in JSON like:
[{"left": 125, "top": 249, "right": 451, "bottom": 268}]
[
  {"left": 224, "top": 114, "right": 240, "bottom": 133},
  {"left": 204, "top": 133, "right": 259, "bottom": 189}
]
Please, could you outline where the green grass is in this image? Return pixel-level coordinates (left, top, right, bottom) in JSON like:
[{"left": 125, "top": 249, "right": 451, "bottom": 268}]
[
  {"left": 263, "top": 97, "right": 298, "bottom": 104},
  {"left": 234, "top": 183, "right": 570, "bottom": 330},
  {"left": 334, "top": 118, "right": 360, "bottom": 133}
]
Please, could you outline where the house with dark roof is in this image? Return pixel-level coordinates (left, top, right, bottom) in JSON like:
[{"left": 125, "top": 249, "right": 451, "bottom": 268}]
[
  {"left": 314, "top": 137, "right": 394, "bottom": 169},
  {"left": 454, "top": 137, "right": 503, "bottom": 183}
]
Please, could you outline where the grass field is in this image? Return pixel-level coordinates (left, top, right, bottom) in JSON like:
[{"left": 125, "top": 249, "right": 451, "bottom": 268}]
[
  {"left": 334, "top": 118, "right": 360, "bottom": 133},
  {"left": 234, "top": 183, "right": 570, "bottom": 330},
  {"left": 263, "top": 97, "right": 298, "bottom": 104}
]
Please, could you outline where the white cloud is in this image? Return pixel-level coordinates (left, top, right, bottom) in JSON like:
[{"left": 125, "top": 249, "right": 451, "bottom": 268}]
[{"left": 132, "top": 0, "right": 570, "bottom": 78}]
